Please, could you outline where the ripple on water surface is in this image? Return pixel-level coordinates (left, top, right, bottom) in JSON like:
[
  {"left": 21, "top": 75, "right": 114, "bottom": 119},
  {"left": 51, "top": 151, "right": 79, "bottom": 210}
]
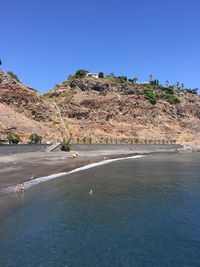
[{"left": 0, "top": 153, "right": 200, "bottom": 267}]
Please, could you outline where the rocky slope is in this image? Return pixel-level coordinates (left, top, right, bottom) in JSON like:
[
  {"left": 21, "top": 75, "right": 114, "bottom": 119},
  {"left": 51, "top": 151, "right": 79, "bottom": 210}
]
[
  {"left": 0, "top": 69, "right": 200, "bottom": 144},
  {"left": 44, "top": 78, "right": 200, "bottom": 144},
  {"left": 0, "top": 69, "right": 62, "bottom": 141}
]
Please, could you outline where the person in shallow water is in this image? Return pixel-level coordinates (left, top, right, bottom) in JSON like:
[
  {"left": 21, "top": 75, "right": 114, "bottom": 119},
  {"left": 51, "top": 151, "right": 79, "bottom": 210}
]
[
  {"left": 88, "top": 190, "right": 93, "bottom": 196},
  {"left": 15, "top": 184, "right": 25, "bottom": 193}
]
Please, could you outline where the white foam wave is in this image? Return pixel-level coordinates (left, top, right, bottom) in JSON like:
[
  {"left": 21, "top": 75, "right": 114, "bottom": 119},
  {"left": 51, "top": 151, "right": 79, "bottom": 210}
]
[{"left": 2, "top": 155, "right": 144, "bottom": 194}]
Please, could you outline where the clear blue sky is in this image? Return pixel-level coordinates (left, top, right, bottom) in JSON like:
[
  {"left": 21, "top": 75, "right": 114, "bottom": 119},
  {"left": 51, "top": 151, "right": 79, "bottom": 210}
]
[{"left": 1, "top": 0, "right": 200, "bottom": 93}]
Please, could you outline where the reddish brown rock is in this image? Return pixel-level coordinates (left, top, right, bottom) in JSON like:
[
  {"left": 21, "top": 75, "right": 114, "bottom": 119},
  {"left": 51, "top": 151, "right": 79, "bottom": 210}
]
[{"left": 0, "top": 70, "right": 200, "bottom": 144}]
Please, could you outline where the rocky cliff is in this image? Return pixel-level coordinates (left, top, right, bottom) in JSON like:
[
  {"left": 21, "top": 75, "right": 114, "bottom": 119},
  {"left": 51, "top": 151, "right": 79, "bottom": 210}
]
[
  {"left": 0, "top": 69, "right": 200, "bottom": 144},
  {"left": 0, "top": 69, "right": 62, "bottom": 141}
]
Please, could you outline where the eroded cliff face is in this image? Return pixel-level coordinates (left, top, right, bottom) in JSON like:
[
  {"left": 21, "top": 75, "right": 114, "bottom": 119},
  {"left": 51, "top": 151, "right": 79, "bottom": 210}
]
[
  {"left": 0, "top": 69, "right": 200, "bottom": 144},
  {"left": 45, "top": 78, "right": 200, "bottom": 144},
  {"left": 0, "top": 69, "right": 62, "bottom": 141}
]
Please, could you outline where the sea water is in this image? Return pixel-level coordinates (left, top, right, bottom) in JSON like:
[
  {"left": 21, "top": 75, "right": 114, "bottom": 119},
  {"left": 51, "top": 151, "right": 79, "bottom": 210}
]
[{"left": 0, "top": 153, "right": 200, "bottom": 267}]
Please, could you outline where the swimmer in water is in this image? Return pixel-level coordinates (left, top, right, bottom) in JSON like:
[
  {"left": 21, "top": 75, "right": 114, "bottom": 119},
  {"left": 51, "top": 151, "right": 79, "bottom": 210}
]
[
  {"left": 21, "top": 185, "right": 25, "bottom": 192},
  {"left": 88, "top": 190, "right": 93, "bottom": 196},
  {"left": 15, "top": 184, "right": 25, "bottom": 193}
]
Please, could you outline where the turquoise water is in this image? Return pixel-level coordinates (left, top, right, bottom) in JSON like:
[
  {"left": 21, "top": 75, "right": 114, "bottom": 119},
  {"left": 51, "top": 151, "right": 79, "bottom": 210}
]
[{"left": 0, "top": 153, "right": 200, "bottom": 267}]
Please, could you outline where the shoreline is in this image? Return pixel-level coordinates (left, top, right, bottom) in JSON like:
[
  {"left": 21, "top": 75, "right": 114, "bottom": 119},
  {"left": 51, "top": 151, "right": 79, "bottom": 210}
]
[
  {"left": 0, "top": 145, "right": 199, "bottom": 196},
  {"left": 0, "top": 150, "right": 144, "bottom": 195},
  {"left": 0, "top": 150, "right": 146, "bottom": 216},
  {"left": 3, "top": 155, "right": 145, "bottom": 195}
]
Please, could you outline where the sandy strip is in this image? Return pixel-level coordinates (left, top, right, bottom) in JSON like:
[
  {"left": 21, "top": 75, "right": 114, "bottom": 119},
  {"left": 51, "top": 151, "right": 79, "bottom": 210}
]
[
  {"left": 0, "top": 150, "right": 144, "bottom": 195},
  {"left": 2, "top": 155, "right": 145, "bottom": 194}
]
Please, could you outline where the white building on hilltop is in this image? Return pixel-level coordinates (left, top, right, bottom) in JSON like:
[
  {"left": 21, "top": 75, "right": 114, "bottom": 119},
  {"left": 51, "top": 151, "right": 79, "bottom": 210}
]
[{"left": 86, "top": 73, "right": 99, "bottom": 79}]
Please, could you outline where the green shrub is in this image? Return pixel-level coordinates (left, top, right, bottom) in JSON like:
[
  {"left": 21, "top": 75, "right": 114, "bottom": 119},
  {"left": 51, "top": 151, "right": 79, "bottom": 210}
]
[
  {"left": 7, "top": 71, "right": 21, "bottom": 83},
  {"left": 144, "top": 88, "right": 157, "bottom": 105},
  {"left": 61, "top": 80, "right": 68, "bottom": 85},
  {"left": 61, "top": 138, "right": 71, "bottom": 152},
  {"left": 67, "top": 74, "right": 76, "bottom": 82},
  {"left": 163, "top": 94, "right": 180, "bottom": 104},
  {"left": 8, "top": 133, "right": 21, "bottom": 144},
  {"left": 60, "top": 92, "right": 74, "bottom": 102},
  {"left": 150, "top": 79, "right": 159, "bottom": 86},
  {"left": 104, "top": 72, "right": 118, "bottom": 82},
  {"left": 166, "top": 87, "right": 174, "bottom": 94},
  {"left": 104, "top": 75, "right": 117, "bottom": 82},
  {"left": 185, "top": 88, "right": 198, "bottom": 94},
  {"left": 60, "top": 75, "right": 76, "bottom": 85},
  {"left": 75, "top": 70, "right": 89, "bottom": 77},
  {"left": 98, "top": 72, "right": 104, "bottom": 78},
  {"left": 29, "top": 133, "right": 42, "bottom": 144},
  {"left": 117, "top": 76, "right": 127, "bottom": 83}
]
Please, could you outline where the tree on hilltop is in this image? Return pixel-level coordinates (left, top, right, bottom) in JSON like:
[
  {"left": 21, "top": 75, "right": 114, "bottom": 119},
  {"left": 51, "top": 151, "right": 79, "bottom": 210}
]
[
  {"left": 176, "top": 81, "right": 180, "bottom": 89},
  {"left": 165, "top": 80, "right": 169, "bottom": 87},
  {"left": 75, "top": 70, "right": 89, "bottom": 77},
  {"left": 98, "top": 72, "right": 104, "bottom": 78},
  {"left": 133, "top": 77, "right": 138, "bottom": 83},
  {"left": 109, "top": 72, "right": 115, "bottom": 77},
  {"left": 149, "top": 74, "right": 153, "bottom": 84}
]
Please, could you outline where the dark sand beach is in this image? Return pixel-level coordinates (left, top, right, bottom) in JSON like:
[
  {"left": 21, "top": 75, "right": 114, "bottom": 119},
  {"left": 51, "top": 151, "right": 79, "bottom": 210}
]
[
  {"left": 0, "top": 144, "right": 197, "bottom": 195},
  {"left": 0, "top": 149, "right": 144, "bottom": 194}
]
